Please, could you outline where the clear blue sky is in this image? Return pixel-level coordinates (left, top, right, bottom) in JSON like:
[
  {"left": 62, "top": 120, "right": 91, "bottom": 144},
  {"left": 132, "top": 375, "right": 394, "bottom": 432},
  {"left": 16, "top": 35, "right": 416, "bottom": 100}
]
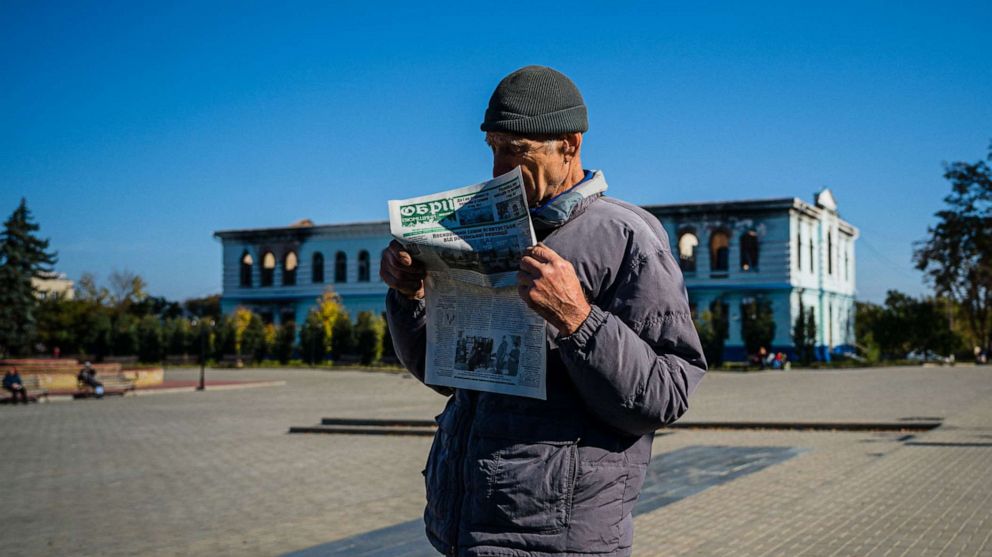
[{"left": 2, "top": 1, "right": 990, "bottom": 303}]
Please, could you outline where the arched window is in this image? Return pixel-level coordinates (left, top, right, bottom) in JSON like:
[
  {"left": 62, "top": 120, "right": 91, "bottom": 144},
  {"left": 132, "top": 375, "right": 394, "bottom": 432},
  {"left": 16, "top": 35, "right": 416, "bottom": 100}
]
[
  {"left": 740, "top": 231, "right": 759, "bottom": 272},
  {"left": 334, "top": 251, "right": 347, "bottom": 283},
  {"left": 261, "top": 251, "right": 275, "bottom": 287},
  {"left": 710, "top": 231, "right": 729, "bottom": 275},
  {"left": 357, "top": 250, "right": 370, "bottom": 282},
  {"left": 239, "top": 251, "right": 253, "bottom": 288},
  {"left": 312, "top": 252, "right": 325, "bottom": 283},
  {"left": 677, "top": 230, "right": 698, "bottom": 273},
  {"left": 283, "top": 251, "right": 298, "bottom": 286}
]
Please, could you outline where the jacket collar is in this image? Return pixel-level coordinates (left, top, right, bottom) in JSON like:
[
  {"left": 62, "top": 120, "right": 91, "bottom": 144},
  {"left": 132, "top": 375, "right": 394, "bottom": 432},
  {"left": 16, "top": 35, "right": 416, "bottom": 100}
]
[{"left": 530, "top": 170, "right": 608, "bottom": 231}]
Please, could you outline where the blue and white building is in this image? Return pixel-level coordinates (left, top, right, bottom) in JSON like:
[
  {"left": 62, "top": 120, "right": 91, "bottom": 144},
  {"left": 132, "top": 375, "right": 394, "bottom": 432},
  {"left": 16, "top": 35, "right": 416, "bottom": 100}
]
[
  {"left": 645, "top": 188, "right": 858, "bottom": 360},
  {"left": 214, "top": 189, "right": 857, "bottom": 360}
]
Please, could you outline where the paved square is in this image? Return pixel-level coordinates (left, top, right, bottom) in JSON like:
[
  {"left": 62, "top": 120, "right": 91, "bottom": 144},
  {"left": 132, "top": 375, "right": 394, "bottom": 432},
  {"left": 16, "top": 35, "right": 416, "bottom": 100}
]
[{"left": 1, "top": 366, "right": 990, "bottom": 556}]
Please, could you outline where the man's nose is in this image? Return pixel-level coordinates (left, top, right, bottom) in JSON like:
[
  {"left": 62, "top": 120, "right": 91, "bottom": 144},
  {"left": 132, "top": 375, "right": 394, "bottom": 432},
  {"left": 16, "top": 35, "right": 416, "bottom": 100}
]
[{"left": 492, "top": 156, "right": 512, "bottom": 178}]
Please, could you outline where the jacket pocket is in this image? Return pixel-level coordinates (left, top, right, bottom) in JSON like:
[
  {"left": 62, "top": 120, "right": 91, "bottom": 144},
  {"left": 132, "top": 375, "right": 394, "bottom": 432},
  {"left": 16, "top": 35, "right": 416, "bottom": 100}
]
[
  {"left": 424, "top": 402, "right": 462, "bottom": 541},
  {"left": 465, "top": 413, "right": 580, "bottom": 533}
]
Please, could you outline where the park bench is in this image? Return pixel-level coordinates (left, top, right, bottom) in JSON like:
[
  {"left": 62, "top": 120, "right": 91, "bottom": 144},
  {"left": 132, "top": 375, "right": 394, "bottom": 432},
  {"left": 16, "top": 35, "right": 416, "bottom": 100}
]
[
  {"left": 1, "top": 374, "right": 49, "bottom": 403},
  {"left": 74, "top": 373, "right": 136, "bottom": 399}
]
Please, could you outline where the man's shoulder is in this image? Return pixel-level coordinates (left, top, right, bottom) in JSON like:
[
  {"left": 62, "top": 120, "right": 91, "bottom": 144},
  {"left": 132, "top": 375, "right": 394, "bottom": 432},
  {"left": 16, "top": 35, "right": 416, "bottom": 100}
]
[{"left": 580, "top": 196, "right": 671, "bottom": 252}]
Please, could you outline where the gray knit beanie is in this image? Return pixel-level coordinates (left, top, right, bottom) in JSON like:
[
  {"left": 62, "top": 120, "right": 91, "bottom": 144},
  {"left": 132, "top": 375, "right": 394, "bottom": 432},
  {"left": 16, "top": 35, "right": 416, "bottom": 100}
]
[{"left": 481, "top": 65, "right": 588, "bottom": 135}]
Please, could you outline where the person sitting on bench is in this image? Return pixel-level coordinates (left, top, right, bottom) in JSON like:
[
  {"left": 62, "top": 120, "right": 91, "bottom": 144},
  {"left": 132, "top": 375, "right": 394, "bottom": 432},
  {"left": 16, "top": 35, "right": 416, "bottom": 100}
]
[
  {"left": 77, "top": 362, "right": 104, "bottom": 398},
  {"left": 3, "top": 368, "right": 30, "bottom": 404}
]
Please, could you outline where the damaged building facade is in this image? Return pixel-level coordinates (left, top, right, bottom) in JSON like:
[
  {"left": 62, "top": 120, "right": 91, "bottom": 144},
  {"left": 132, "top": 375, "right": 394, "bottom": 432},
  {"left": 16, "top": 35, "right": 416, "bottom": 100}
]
[{"left": 214, "top": 189, "right": 857, "bottom": 361}]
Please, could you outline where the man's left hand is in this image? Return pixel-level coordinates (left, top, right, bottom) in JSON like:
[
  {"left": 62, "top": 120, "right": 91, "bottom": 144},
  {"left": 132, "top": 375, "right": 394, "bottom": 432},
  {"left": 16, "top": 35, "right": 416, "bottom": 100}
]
[{"left": 517, "top": 244, "right": 591, "bottom": 336}]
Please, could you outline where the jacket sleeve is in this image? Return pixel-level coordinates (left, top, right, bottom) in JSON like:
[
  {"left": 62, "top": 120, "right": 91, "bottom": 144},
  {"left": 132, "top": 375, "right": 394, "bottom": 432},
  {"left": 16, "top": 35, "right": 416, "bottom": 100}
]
[
  {"left": 384, "top": 289, "right": 453, "bottom": 397},
  {"left": 557, "top": 244, "right": 707, "bottom": 437}
]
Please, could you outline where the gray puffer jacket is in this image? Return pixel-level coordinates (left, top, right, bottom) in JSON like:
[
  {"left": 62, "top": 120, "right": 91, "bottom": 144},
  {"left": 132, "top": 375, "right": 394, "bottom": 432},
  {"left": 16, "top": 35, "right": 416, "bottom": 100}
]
[{"left": 386, "top": 170, "right": 707, "bottom": 557}]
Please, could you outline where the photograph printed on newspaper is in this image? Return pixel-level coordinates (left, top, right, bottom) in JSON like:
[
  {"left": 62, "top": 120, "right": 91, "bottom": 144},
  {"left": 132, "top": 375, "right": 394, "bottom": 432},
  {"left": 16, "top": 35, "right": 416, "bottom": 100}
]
[{"left": 387, "top": 167, "right": 547, "bottom": 400}]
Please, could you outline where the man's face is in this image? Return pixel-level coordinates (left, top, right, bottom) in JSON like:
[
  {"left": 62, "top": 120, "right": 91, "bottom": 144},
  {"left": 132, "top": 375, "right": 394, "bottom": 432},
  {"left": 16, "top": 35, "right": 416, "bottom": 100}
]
[{"left": 487, "top": 133, "right": 569, "bottom": 208}]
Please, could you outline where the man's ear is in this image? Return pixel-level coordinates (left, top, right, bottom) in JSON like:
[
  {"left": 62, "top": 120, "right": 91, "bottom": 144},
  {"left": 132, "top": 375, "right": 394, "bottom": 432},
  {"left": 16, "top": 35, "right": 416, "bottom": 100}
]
[{"left": 562, "top": 133, "right": 582, "bottom": 161}]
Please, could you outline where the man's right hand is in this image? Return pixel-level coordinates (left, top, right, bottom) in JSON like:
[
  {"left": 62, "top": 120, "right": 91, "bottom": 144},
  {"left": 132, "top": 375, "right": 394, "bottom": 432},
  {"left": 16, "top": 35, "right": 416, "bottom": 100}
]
[{"left": 380, "top": 240, "right": 426, "bottom": 300}]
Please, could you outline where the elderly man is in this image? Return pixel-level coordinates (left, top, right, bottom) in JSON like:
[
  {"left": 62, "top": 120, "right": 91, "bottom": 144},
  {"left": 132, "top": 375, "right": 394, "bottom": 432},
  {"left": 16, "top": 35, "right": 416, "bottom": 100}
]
[{"left": 381, "top": 66, "right": 706, "bottom": 557}]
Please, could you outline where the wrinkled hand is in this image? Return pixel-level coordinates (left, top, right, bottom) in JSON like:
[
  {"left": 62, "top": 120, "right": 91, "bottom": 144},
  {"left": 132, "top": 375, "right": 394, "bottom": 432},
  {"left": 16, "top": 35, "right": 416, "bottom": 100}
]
[
  {"left": 380, "top": 240, "right": 426, "bottom": 300},
  {"left": 517, "top": 243, "right": 591, "bottom": 336}
]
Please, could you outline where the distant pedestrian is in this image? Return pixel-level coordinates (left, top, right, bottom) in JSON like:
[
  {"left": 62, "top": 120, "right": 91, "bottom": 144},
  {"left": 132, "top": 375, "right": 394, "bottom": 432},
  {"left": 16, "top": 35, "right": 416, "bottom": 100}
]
[
  {"left": 3, "top": 368, "right": 30, "bottom": 404},
  {"left": 77, "top": 362, "right": 104, "bottom": 398}
]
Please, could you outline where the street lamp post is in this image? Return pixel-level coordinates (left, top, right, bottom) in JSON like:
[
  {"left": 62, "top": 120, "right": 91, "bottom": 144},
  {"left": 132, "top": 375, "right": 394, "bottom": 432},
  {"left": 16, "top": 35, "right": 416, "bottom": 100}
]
[{"left": 193, "top": 318, "right": 213, "bottom": 391}]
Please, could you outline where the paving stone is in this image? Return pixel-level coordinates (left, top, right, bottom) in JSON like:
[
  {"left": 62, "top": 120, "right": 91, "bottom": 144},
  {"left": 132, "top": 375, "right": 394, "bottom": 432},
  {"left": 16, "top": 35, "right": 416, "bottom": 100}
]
[{"left": 2, "top": 366, "right": 991, "bottom": 556}]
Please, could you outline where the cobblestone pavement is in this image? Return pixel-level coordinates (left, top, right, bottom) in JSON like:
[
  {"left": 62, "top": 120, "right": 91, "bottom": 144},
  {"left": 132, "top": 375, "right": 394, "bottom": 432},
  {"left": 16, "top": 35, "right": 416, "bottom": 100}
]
[{"left": 1, "top": 366, "right": 990, "bottom": 556}]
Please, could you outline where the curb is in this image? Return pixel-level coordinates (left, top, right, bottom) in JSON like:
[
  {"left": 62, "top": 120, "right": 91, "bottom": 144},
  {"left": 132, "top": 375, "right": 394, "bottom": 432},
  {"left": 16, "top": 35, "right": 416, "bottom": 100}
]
[{"left": 288, "top": 417, "right": 943, "bottom": 436}]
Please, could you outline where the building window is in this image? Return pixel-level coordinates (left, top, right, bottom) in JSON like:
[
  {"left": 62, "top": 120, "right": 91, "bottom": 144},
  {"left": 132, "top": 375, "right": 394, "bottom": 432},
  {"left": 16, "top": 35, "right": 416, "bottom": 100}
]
[
  {"left": 261, "top": 251, "right": 275, "bottom": 287},
  {"left": 335, "top": 251, "right": 347, "bottom": 283},
  {"left": 710, "top": 230, "right": 729, "bottom": 275},
  {"left": 283, "top": 251, "right": 298, "bottom": 286},
  {"left": 240, "top": 251, "right": 253, "bottom": 288},
  {"left": 312, "top": 252, "right": 325, "bottom": 283},
  {"left": 796, "top": 230, "right": 802, "bottom": 271},
  {"left": 740, "top": 231, "right": 759, "bottom": 272},
  {"left": 844, "top": 249, "right": 849, "bottom": 281},
  {"left": 809, "top": 228, "right": 814, "bottom": 273},
  {"left": 677, "top": 230, "right": 698, "bottom": 273},
  {"left": 357, "top": 250, "right": 370, "bottom": 282},
  {"left": 827, "top": 232, "right": 833, "bottom": 275}
]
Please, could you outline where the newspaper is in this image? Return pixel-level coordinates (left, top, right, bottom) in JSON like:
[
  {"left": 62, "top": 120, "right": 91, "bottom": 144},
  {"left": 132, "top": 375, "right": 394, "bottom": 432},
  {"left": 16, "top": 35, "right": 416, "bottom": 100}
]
[{"left": 388, "top": 167, "right": 547, "bottom": 400}]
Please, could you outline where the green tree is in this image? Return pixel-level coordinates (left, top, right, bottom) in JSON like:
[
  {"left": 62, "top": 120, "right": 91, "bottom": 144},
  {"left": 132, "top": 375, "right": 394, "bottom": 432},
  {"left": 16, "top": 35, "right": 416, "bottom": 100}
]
[
  {"left": 314, "top": 289, "right": 345, "bottom": 356},
  {"left": 193, "top": 318, "right": 216, "bottom": 364},
  {"left": 273, "top": 322, "right": 296, "bottom": 364},
  {"left": 855, "top": 301, "right": 883, "bottom": 362},
  {"left": 164, "top": 317, "right": 193, "bottom": 356},
  {"left": 137, "top": 315, "right": 164, "bottom": 362},
  {"left": 355, "top": 311, "right": 386, "bottom": 365},
  {"left": 35, "top": 296, "right": 79, "bottom": 356},
  {"left": 914, "top": 143, "right": 992, "bottom": 354},
  {"left": 213, "top": 317, "right": 236, "bottom": 361},
  {"left": 875, "top": 290, "right": 959, "bottom": 360},
  {"left": 331, "top": 312, "right": 355, "bottom": 360},
  {"left": 112, "top": 314, "right": 140, "bottom": 356},
  {"left": 792, "top": 302, "right": 819, "bottom": 364},
  {"left": 740, "top": 297, "right": 776, "bottom": 357},
  {"left": 381, "top": 312, "right": 396, "bottom": 360},
  {"left": 696, "top": 300, "right": 728, "bottom": 367},
  {"left": 184, "top": 294, "right": 222, "bottom": 322},
  {"left": 0, "top": 199, "right": 57, "bottom": 356},
  {"left": 241, "top": 312, "right": 266, "bottom": 363},
  {"left": 85, "top": 311, "right": 113, "bottom": 360},
  {"left": 792, "top": 303, "right": 809, "bottom": 365},
  {"left": 299, "top": 311, "right": 326, "bottom": 365},
  {"left": 805, "top": 307, "right": 817, "bottom": 361}
]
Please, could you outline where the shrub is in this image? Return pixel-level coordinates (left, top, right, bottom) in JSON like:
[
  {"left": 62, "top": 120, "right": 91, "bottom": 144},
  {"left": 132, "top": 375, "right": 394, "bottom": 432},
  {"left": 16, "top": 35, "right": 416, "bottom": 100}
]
[{"left": 355, "top": 311, "right": 386, "bottom": 365}]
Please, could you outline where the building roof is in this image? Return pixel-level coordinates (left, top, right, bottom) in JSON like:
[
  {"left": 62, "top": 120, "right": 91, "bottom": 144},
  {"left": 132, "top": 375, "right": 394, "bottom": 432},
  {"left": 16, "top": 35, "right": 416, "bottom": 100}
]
[{"left": 214, "top": 220, "right": 389, "bottom": 241}]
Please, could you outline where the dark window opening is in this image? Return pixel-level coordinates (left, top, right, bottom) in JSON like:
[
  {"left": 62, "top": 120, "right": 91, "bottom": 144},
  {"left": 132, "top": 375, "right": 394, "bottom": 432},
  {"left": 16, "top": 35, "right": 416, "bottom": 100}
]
[
  {"left": 827, "top": 233, "right": 833, "bottom": 275},
  {"left": 283, "top": 251, "right": 298, "bottom": 286},
  {"left": 261, "top": 251, "right": 275, "bottom": 287},
  {"left": 240, "top": 251, "right": 253, "bottom": 288},
  {"left": 796, "top": 230, "right": 802, "bottom": 271},
  {"left": 710, "top": 231, "right": 729, "bottom": 275},
  {"left": 312, "top": 252, "right": 325, "bottom": 283},
  {"left": 335, "top": 251, "right": 347, "bottom": 283},
  {"left": 677, "top": 230, "right": 698, "bottom": 273},
  {"left": 740, "top": 231, "right": 759, "bottom": 272},
  {"left": 358, "top": 250, "right": 370, "bottom": 282}
]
